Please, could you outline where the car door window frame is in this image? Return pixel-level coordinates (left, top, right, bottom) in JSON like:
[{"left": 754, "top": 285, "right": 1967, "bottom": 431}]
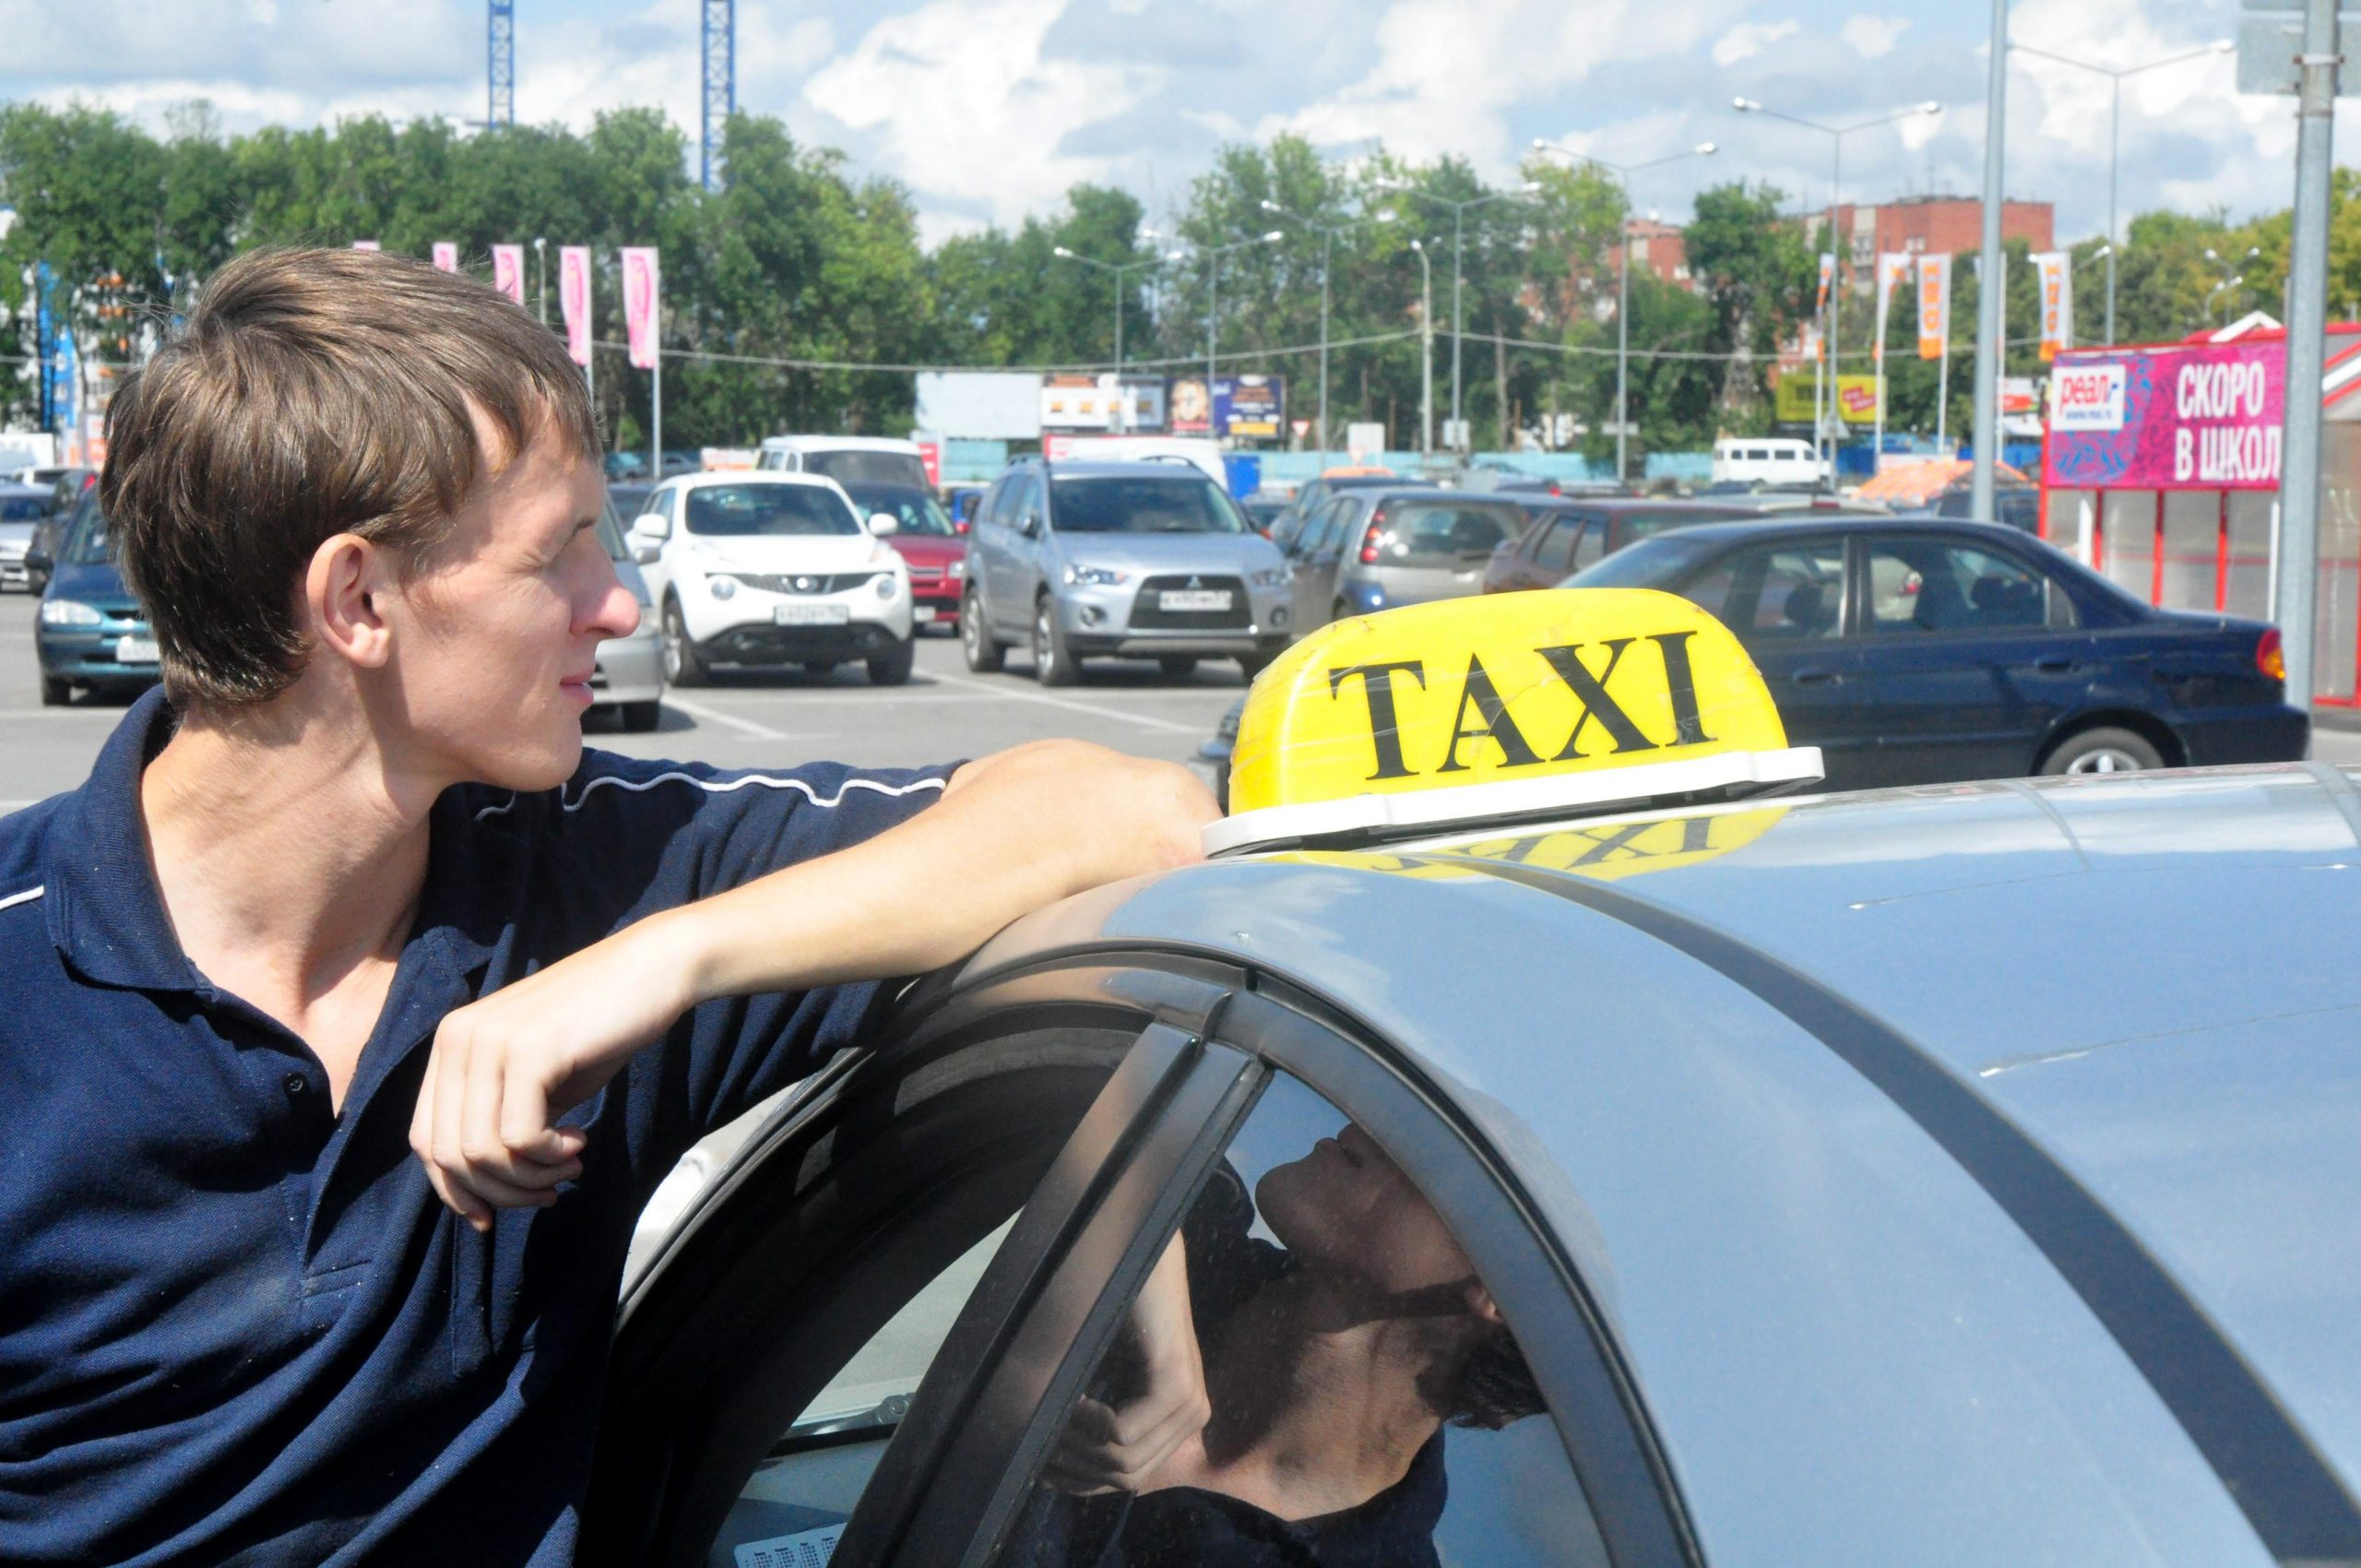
[{"left": 1854, "top": 530, "right": 2076, "bottom": 638}]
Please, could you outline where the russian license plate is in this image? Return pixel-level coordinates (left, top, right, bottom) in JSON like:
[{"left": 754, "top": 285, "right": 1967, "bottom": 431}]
[
  {"left": 911, "top": 604, "right": 936, "bottom": 623},
  {"left": 773, "top": 604, "right": 850, "bottom": 626},
  {"left": 115, "top": 636, "right": 160, "bottom": 665},
  {"left": 1158, "top": 589, "right": 1232, "bottom": 612}
]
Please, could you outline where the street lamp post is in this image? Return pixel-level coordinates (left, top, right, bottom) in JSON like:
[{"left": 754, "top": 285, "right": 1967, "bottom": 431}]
[
  {"left": 1735, "top": 97, "right": 1941, "bottom": 483},
  {"left": 2203, "top": 245, "right": 2261, "bottom": 327},
  {"left": 1383, "top": 181, "right": 1541, "bottom": 450},
  {"left": 1050, "top": 242, "right": 1176, "bottom": 370},
  {"left": 2009, "top": 39, "right": 2234, "bottom": 344},
  {"left": 1410, "top": 239, "right": 1435, "bottom": 457},
  {"left": 1173, "top": 231, "right": 1284, "bottom": 443},
  {"left": 1259, "top": 198, "right": 1396, "bottom": 468},
  {"left": 1532, "top": 138, "right": 1717, "bottom": 485}
]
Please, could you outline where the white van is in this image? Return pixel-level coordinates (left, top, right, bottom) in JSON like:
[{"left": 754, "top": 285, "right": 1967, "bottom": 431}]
[
  {"left": 1711, "top": 437, "right": 1827, "bottom": 490},
  {"left": 757, "top": 434, "right": 931, "bottom": 491}
]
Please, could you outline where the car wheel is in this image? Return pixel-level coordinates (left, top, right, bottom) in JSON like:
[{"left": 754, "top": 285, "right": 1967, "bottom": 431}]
[
  {"left": 661, "top": 598, "right": 708, "bottom": 687},
  {"left": 1033, "top": 596, "right": 1077, "bottom": 687},
  {"left": 1237, "top": 651, "right": 1274, "bottom": 681},
  {"left": 961, "top": 588, "right": 1004, "bottom": 673},
  {"left": 868, "top": 638, "right": 915, "bottom": 686},
  {"left": 618, "top": 699, "right": 661, "bottom": 732},
  {"left": 2040, "top": 725, "right": 2165, "bottom": 777},
  {"left": 40, "top": 674, "right": 70, "bottom": 707},
  {"left": 1157, "top": 656, "right": 1197, "bottom": 679}
]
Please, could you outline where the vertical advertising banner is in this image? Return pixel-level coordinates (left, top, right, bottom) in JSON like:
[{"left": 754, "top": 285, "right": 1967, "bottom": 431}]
[
  {"left": 559, "top": 245, "right": 593, "bottom": 367},
  {"left": 2035, "top": 252, "right": 2072, "bottom": 362},
  {"left": 1816, "top": 253, "right": 1834, "bottom": 316},
  {"left": 1916, "top": 254, "right": 1952, "bottom": 362},
  {"left": 621, "top": 247, "right": 661, "bottom": 370},
  {"left": 431, "top": 242, "right": 459, "bottom": 272},
  {"left": 350, "top": 240, "right": 382, "bottom": 252},
  {"left": 1168, "top": 376, "right": 1211, "bottom": 435},
  {"left": 491, "top": 244, "right": 527, "bottom": 303},
  {"left": 1873, "top": 253, "right": 1912, "bottom": 365}
]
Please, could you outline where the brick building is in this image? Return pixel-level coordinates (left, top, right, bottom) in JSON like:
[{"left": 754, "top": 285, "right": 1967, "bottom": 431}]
[
  {"left": 1819, "top": 196, "right": 2056, "bottom": 271},
  {"left": 1611, "top": 218, "right": 1693, "bottom": 289}
]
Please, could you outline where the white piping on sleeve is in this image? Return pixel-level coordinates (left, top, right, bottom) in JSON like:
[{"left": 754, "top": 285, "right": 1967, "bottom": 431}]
[
  {"left": 0, "top": 885, "right": 45, "bottom": 914},
  {"left": 475, "top": 770, "right": 947, "bottom": 822}
]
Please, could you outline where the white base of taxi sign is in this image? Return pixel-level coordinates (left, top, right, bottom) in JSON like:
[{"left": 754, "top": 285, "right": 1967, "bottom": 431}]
[
  {"left": 1206, "top": 588, "right": 1827, "bottom": 856},
  {"left": 1205, "top": 744, "right": 1823, "bottom": 855}
]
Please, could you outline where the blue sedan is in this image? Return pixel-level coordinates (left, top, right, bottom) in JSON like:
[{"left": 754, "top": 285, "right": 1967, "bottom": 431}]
[
  {"left": 589, "top": 765, "right": 2361, "bottom": 1567},
  {"left": 1570, "top": 516, "right": 2306, "bottom": 789},
  {"left": 32, "top": 495, "right": 160, "bottom": 707}
]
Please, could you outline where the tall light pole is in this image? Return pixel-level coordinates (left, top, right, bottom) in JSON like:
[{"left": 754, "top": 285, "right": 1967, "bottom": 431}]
[
  {"left": 2203, "top": 244, "right": 2261, "bottom": 327},
  {"left": 1532, "top": 138, "right": 1717, "bottom": 486},
  {"left": 1382, "top": 180, "right": 1541, "bottom": 450},
  {"left": 1410, "top": 238, "right": 1435, "bottom": 457},
  {"left": 1735, "top": 96, "right": 1942, "bottom": 482},
  {"left": 2008, "top": 38, "right": 2233, "bottom": 344},
  {"left": 1175, "top": 231, "right": 1283, "bottom": 442},
  {"left": 532, "top": 236, "right": 548, "bottom": 326},
  {"left": 1968, "top": 0, "right": 2007, "bottom": 523},
  {"left": 1051, "top": 242, "right": 1177, "bottom": 370},
  {"left": 1259, "top": 198, "right": 1396, "bottom": 468}
]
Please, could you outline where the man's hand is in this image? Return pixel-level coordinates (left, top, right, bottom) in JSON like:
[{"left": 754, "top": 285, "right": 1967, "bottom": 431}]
[
  {"left": 410, "top": 743, "right": 1218, "bottom": 1226},
  {"left": 1044, "top": 1235, "right": 1211, "bottom": 1494},
  {"left": 409, "top": 911, "right": 700, "bottom": 1230}
]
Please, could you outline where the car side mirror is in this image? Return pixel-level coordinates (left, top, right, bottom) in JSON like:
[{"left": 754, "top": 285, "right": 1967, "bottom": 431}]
[
  {"left": 1018, "top": 514, "right": 1041, "bottom": 540},
  {"left": 633, "top": 512, "right": 671, "bottom": 540},
  {"left": 23, "top": 547, "right": 49, "bottom": 574},
  {"left": 867, "top": 512, "right": 900, "bottom": 537},
  {"left": 632, "top": 542, "right": 660, "bottom": 565}
]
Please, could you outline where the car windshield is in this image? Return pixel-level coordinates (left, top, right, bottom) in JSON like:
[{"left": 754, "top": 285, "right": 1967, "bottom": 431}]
[
  {"left": 1050, "top": 475, "right": 1247, "bottom": 533},
  {"left": 839, "top": 481, "right": 957, "bottom": 537},
  {"left": 1619, "top": 506, "right": 1749, "bottom": 542},
  {"left": 1568, "top": 531, "right": 1721, "bottom": 588},
  {"left": 595, "top": 498, "right": 632, "bottom": 562},
  {"left": 683, "top": 482, "right": 860, "bottom": 537},
  {"left": 1370, "top": 499, "right": 1524, "bottom": 564},
  {"left": 801, "top": 449, "right": 930, "bottom": 490},
  {"left": 65, "top": 503, "right": 114, "bottom": 566},
  {"left": 0, "top": 494, "right": 48, "bottom": 522}
]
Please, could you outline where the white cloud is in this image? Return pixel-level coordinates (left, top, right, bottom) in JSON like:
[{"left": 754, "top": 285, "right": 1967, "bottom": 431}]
[
  {"left": 1711, "top": 18, "right": 1798, "bottom": 66},
  {"left": 1839, "top": 15, "right": 1909, "bottom": 59}
]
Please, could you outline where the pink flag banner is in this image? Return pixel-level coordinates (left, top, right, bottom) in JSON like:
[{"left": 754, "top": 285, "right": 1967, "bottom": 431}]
[
  {"left": 491, "top": 244, "right": 527, "bottom": 303},
  {"left": 432, "top": 242, "right": 459, "bottom": 272},
  {"left": 559, "top": 245, "right": 593, "bottom": 367},
  {"left": 621, "top": 247, "right": 660, "bottom": 371},
  {"left": 351, "top": 240, "right": 382, "bottom": 252}
]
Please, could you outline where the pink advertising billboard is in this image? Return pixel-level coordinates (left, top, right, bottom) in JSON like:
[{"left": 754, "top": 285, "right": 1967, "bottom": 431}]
[{"left": 2044, "top": 340, "right": 2284, "bottom": 492}]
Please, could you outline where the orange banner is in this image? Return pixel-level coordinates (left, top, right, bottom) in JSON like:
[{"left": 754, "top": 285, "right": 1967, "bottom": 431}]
[
  {"left": 1916, "top": 254, "right": 1952, "bottom": 362},
  {"left": 2035, "top": 252, "right": 2071, "bottom": 362}
]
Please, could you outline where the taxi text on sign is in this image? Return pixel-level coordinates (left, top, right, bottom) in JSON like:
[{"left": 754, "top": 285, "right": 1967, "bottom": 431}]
[
  {"left": 2043, "top": 340, "right": 2284, "bottom": 491},
  {"left": 1210, "top": 590, "right": 1818, "bottom": 854}
]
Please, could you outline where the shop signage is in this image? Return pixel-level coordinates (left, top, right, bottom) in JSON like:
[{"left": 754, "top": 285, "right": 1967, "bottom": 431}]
[{"left": 2044, "top": 341, "right": 2284, "bottom": 491}]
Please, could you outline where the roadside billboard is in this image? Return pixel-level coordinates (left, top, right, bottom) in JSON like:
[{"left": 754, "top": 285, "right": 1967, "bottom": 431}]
[
  {"left": 1039, "top": 374, "right": 1168, "bottom": 433},
  {"left": 1774, "top": 372, "right": 1880, "bottom": 425},
  {"left": 915, "top": 372, "right": 1042, "bottom": 440},
  {"left": 1217, "top": 374, "right": 1286, "bottom": 440},
  {"left": 1169, "top": 376, "right": 1213, "bottom": 436},
  {"left": 2043, "top": 341, "right": 2284, "bottom": 491}
]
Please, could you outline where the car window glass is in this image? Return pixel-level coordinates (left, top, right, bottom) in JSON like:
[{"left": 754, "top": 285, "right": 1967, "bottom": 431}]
[
  {"left": 1568, "top": 517, "right": 1607, "bottom": 572},
  {"left": 1865, "top": 539, "right": 2064, "bottom": 635},
  {"left": 839, "top": 482, "right": 957, "bottom": 537},
  {"left": 684, "top": 482, "right": 861, "bottom": 538},
  {"left": 595, "top": 496, "right": 631, "bottom": 562},
  {"left": 1015, "top": 474, "right": 1045, "bottom": 529},
  {"left": 1372, "top": 502, "right": 1523, "bottom": 565},
  {"left": 66, "top": 503, "right": 115, "bottom": 566},
  {"left": 1531, "top": 517, "right": 1582, "bottom": 576},
  {"left": 1049, "top": 477, "right": 1245, "bottom": 535},
  {"left": 1310, "top": 499, "right": 1357, "bottom": 556},
  {"left": 997, "top": 1071, "right": 1603, "bottom": 1568},
  {"left": 801, "top": 449, "right": 931, "bottom": 489},
  {"left": 1679, "top": 538, "right": 1845, "bottom": 640}
]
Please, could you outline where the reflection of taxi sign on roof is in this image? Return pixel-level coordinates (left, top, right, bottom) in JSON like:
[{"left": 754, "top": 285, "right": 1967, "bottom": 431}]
[{"left": 1206, "top": 588, "right": 1823, "bottom": 855}]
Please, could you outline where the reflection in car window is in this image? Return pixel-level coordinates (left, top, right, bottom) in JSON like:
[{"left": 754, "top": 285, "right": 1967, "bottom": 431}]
[
  {"left": 1866, "top": 540, "right": 2069, "bottom": 634},
  {"left": 839, "top": 481, "right": 958, "bottom": 536},
  {"left": 684, "top": 482, "right": 861, "bottom": 537},
  {"left": 1566, "top": 532, "right": 1716, "bottom": 588},
  {"left": 66, "top": 505, "right": 116, "bottom": 566},
  {"left": 1371, "top": 502, "right": 1522, "bottom": 564},
  {"left": 1050, "top": 477, "right": 1246, "bottom": 535},
  {"left": 801, "top": 449, "right": 931, "bottom": 489},
  {"left": 1004, "top": 1073, "right": 1601, "bottom": 1568},
  {"left": 1679, "top": 539, "right": 1845, "bottom": 640}
]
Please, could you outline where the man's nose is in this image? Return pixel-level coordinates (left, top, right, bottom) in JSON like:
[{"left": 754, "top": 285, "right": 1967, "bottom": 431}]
[{"left": 587, "top": 572, "right": 641, "bottom": 641}]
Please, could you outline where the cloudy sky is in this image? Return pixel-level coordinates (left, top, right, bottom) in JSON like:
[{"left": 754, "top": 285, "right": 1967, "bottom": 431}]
[{"left": 0, "top": 0, "right": 2332, "bottom": 246}]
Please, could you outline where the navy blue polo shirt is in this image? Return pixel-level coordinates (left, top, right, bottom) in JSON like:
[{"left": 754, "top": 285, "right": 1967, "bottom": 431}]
[{"left": 0, "top": 689, "right": 955, "bottom": 1566}]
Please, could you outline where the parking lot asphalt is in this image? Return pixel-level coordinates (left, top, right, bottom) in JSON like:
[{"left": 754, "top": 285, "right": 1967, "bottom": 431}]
[
  {"left": 7, "top": 588, "right": 2361, "bottom": 815},
  {"left": 0, "top": 591, "right": 1250, "bottom": 814}
]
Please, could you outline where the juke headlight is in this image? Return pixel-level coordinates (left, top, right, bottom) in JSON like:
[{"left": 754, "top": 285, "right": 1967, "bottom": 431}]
[
  {"left": 708, "top": 574, "right": 738, "bottom": 600},
  {"left": 1062, "top": 564, "right": 1129, "bottom": 588}
]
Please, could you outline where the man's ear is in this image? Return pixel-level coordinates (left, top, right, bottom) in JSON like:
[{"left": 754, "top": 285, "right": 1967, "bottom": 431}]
[
  {"left": 305, "top": 533, "right": 394, "bottom": 671},
  {"left": 1461, "top": 1278, "right": 1505, "bottom": 1328}
]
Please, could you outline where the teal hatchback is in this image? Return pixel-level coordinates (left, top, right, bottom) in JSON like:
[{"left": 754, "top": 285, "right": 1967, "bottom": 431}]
[{"left": 32, "top": 494, "right": 160, "bottom": 707}]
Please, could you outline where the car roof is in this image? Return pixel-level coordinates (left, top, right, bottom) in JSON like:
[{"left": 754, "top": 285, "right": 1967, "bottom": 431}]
[
  {"left": 1036, "top": 460, "right": 1222, "bottom": 480},
  {"left": 1340, "top": 487, "right": 1533, "bottom": 505},
  {"left": 1617, "top": 513, "right": 2043, "bottom": 547},
  {"left": 1531, "top": 497, "right": 1758, "bottom": 514},
  {"left": 956, "top": 763, "right": 2361, "bottom": 1515},
  {"left": 662, "top": 469, "right": 843, "bottom": 491},
  {"left": 760, "top": 434, "right": 921, "bottom": 454}
]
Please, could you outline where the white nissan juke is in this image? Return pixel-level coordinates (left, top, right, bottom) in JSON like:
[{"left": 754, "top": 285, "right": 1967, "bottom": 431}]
[{"left": 625, "top": 471, "right": 917, "bottom": 686}]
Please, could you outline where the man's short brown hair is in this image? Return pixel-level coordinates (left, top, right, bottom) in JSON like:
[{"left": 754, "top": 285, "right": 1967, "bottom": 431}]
[{"left": 101, "top": 246, "right": 601, "bottom": 706}]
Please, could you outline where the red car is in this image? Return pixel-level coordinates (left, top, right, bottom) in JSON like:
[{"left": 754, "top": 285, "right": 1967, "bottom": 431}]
[{"left": 839, "top": 481, "right": 967, "bottom": 632}]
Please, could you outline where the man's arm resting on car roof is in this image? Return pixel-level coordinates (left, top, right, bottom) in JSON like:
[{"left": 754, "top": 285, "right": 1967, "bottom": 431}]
[{"left": 409, "top": 740, "right": 1218, "bottom": 1230}]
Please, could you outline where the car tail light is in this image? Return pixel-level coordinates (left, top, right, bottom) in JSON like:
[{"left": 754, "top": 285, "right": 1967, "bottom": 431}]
[
  {"left": 2258, "top": 626, "right": 2286, "bottom": 682},
  {"left": 1358, "top": 507, "right": 1387, "bottom": 565}
]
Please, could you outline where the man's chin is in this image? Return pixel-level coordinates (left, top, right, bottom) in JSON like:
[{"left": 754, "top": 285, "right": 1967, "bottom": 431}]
[{"left": 475, "top": 727, "right": 585, "bottom": 795}]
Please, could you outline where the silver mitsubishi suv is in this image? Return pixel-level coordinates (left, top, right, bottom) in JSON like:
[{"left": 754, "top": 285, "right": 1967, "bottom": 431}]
[{"left": 958, "top": 457, "right": 1292, "bottom": 684}]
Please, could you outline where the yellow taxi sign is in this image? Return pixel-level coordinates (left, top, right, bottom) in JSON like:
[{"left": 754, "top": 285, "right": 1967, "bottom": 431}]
[{"left": 1206, "top": 588, "right": 1822, "bottom": 855}]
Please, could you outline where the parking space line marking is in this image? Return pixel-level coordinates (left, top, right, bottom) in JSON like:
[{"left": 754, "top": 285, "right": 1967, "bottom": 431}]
[
  {"left": 925, "top": 672, "right": 1200, "bottom": 734},
  {"left": 659, "top": 695, "right": 787, "bottom": 741}
]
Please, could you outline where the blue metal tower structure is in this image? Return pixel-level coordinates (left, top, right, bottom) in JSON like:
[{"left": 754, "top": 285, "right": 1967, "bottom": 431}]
[
  {"left": 701, "top": 0, "right": 734, "bottom": 191},
  {"left": 488, "top": 0, "right": 516, "bottom": 127}
]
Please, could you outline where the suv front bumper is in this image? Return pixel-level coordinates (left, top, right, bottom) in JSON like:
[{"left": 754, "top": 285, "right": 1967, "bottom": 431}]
[{"left": 1052, "top": 574, "right": 1289, "bottom": 659}]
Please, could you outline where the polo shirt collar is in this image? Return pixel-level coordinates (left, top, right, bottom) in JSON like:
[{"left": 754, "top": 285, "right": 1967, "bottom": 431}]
[{"left": 47, "top": 688, "right": 504, "bottom": 994}]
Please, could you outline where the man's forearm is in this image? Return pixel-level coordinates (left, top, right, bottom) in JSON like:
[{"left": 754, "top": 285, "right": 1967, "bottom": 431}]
[{"left": 665, "top": 741, "right": 1216, "bottom": 1005}]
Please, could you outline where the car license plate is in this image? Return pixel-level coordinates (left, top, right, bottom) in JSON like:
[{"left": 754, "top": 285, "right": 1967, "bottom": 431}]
[
  {"left": 1158, "top": 589, "right": 1232, "bottom": 612},
  {"left": 773, "top": 604, "right": 850, "bottom": 626},
  {"left": 912, "top": 605, "right": 936, "bottom": 623},
  {"left": 115, "top": 636, "right": 160, "bottom": 665}
]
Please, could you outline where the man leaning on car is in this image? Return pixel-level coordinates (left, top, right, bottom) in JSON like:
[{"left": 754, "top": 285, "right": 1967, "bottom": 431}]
[{"left": 0, "top": 247, "right": 1216, "bottom": 1565}]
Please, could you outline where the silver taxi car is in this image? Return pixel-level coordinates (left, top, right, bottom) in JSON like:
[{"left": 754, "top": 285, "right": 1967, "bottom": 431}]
[{"left": 589, "top": 756, "right": 2361, "bottom": 1568}]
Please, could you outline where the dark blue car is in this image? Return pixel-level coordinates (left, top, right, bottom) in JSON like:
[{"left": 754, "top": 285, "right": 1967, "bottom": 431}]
[
  {"left": 1572, "top": 516, "right": 2305, "bottom": 789},
  {"left": 33, "top": 493, "right": 160, "bottom": 707}
]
